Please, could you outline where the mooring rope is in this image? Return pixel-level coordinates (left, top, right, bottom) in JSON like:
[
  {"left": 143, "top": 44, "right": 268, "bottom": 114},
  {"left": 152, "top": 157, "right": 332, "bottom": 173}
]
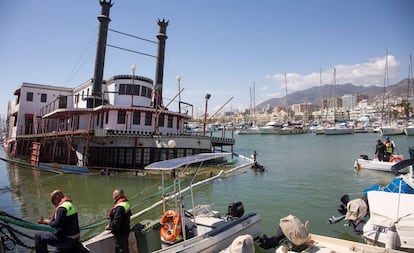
[
  {"left": 0, "top": 222, "right": 35, "bottom": 250},
  {"left": 0, "top": 211, "right": 54, "bottom": 232}
]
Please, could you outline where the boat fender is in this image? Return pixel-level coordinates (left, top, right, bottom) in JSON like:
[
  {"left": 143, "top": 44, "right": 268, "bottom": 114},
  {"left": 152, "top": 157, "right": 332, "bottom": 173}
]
[
  {"left": 279, "top": 215, "right": 309, "bottom": 247},
  {"left": 160, "top": 210, "right": 182, "bottom": 242},
  {"left": 354, "top": 161, "right": 362, "bottom": 170},
  {"left": 389, "top": 155, "right": 403, "bottom": 163}
]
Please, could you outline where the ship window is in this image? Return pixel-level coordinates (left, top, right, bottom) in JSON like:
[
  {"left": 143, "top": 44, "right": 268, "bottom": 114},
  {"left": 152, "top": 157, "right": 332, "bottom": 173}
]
[
  {"left": 58, "top": 96, "right": 67, "bottom": 108},
  {"left": 144, "top": 112, "right": 152, "bottom": 126},
  {"left": 176, "top": 149, "right": 185, "bottom": 158},
  {"left": 141, "top": 86, "right": 147, "bottom": 97},
  {"left": 146, "top": 88, "right": 152, "bottom": 98},
  {"left": 126, "top": 84, "right": 133, "bottom": 95},
  {"left": 143, "top": 148, "right": 151, "bottom": 164},
  {"left": 133, "top": 85, "right": 140, "bottom": 95},
  {"left": 125, "top": 148, "right": 133, "bottom": 165},
  {"left": 41, "top": 94, "right": 47, "bottom": 103},
  {"left": 133, "top": 112, "right": 141, "bottom": 125},
  {"left": 158, "top": 114, "right": 164, "bottom": 127},
  {"left": 118, "top": 148, "right": 125, "bottom": 165},
  {"left": 105, "top": 111, "right": 109, "bottom": 124},
  {"left": 120, "top": 84, "right": 140, "bottom": 95},
  {"left": 135, "top": 148, "right": 142, "bottom": 166},
  {"left": 119, "top": 84, "right": 126, "bottom": 94},
  {"left": 26, "top": 92, "right": 33, "bottom": 101},
  {"left": 117, "top": 111, "right": 126, "bottom": 124},
  {"left": 167, "top": 149, "right": 175, "bottom": 159},
  {"left": 167, "top": 116, "right": 173, "bottom": 128}
]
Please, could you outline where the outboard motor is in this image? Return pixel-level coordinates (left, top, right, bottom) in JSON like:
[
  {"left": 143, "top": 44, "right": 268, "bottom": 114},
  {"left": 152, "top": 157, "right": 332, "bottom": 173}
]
[
  {"left": 360, "top": 154, "right": 369, "bottom": 160},
  {"left": 227, "top": 201, "right": 244, "bottom": 219}
]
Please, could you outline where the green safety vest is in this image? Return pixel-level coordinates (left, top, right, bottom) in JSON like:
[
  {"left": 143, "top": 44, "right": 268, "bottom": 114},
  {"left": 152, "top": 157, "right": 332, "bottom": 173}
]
[
  {"left": 385, "top": 143, "right": 393, "bottom": 153},
  {"left": 56, "top": 201, "right": 77, "bottom": 218},
  {"left": 115, "top": 201, "right": 130, "bottom": 212}
]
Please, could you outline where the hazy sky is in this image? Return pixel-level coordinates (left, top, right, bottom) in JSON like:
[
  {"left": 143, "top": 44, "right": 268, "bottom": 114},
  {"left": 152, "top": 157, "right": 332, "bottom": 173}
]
[{"left": 1, "top": 0, "right": 413, "bottom": 116}]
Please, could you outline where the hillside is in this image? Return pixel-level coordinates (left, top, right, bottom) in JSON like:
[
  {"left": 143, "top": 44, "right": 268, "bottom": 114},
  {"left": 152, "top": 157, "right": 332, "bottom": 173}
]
[{"left": 255, "top": 78, "right": 413, "bottom": 109}]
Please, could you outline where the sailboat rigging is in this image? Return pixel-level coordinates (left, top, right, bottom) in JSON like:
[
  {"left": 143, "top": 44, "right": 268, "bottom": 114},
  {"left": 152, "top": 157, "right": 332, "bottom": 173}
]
[
  {"left": 324, "top": 68, "right": 354, "bottom": 135},
  {"left": 380, "top": 50, "right": 404, "bottom": 135}
]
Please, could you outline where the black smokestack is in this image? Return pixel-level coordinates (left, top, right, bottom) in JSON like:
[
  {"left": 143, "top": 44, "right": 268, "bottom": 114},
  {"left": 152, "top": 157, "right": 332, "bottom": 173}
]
[
  {"left": 92, "top": 0, "right": 113, "bottom": 101},
  {"left": 153, "top": 19, "right": 168, "bottom": 109}
]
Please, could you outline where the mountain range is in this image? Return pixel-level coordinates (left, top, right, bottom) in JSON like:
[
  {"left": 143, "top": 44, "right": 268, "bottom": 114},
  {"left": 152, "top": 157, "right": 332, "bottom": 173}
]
[{"left": 256, "top": 78, "right": 413, "bottom": 109}]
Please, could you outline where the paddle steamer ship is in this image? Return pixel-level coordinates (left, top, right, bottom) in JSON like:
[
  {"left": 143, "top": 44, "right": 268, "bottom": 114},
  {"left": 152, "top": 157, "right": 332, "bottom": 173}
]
[{"left": 4, "top": 0, "right": 234, "bottom": 171}]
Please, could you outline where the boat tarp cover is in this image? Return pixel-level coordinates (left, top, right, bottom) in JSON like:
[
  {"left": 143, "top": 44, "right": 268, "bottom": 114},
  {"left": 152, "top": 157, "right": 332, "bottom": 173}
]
[
  {"left": 363, "top": 177, "right": 414, "bottom": 195},
  {"left": 144, "top": 153, "right": 231, "bottom": 171}
]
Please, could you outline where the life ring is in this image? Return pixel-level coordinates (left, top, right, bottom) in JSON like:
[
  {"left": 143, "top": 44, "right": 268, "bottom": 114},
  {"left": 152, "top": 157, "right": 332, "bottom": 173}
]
[
  {"left": 390, "top": 156, "right": 403, "bottom": 163},
  {"left": 160, "top": 210, "right": 182, "bottom": 242}
]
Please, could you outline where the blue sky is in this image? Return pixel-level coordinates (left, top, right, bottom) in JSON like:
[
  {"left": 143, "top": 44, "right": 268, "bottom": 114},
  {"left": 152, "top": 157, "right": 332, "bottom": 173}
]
[{"left": 1, "top": 0, "right": 413, "bottom": 117}]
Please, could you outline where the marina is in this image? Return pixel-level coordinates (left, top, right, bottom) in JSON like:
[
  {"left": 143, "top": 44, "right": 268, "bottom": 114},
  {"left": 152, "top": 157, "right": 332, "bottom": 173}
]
[
  {"left": 1, "top": 1, "right": 413, "bottom": 252},
  {"left": 1, "top": 133, "right": 413, "bottom": 252}
]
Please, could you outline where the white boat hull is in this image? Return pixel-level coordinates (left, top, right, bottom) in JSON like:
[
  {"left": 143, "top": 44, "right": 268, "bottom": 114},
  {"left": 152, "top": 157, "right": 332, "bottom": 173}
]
[
  {"left": 380, "top": 126, "right": 404, "bottom": 136},
  {"left": 84, "top": 212, "right": 261, "bottom": 253},
  {"left": 354, "top": 158, "right": 405, "bottom": 172},
  {"left": 258, "top": 126, "right": 281, "bottom": 134},
  {"left": 404, "top": 126, "right": 414, "bottom": 136},
  {"left": 276, "top": 234, "right": 407, "bottom": 253},
  {"left": 363, "top": 190, "right": 414, "bottom": 251},
  {"left": 324, "top": 127, "right": 354, "bottom": 135},
  {"left": 155, "top": 213, "right": 261, "bottom": 253},
  {"left": 236, "top": 127, "right": 260, "bottom": 135},
  {"left": 313, "top": 127, "right": 325, "bottom": 135}
]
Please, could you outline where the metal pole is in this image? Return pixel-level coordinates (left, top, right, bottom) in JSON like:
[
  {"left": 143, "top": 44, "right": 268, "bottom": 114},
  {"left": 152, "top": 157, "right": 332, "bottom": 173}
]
[
  {"left": 176, "top": 76, "right": 182, "bottom": 113},
  {"left": 203, "top": 94, "right": 211, "bottom": 136},
  {"left": 131, "top": 65, "right": 136, "bottom": 106}
]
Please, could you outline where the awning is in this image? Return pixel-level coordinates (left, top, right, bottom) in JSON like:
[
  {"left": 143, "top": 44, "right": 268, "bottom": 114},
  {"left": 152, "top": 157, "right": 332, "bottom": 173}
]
[{"left": 145, "top": 153, "right": 231, "bottom": 171}]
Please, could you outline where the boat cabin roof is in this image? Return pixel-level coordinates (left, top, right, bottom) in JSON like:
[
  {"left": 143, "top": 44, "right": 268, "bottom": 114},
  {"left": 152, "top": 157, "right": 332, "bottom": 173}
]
[{"left": 144, "top": 153, "right": 231, "bottom": 171}]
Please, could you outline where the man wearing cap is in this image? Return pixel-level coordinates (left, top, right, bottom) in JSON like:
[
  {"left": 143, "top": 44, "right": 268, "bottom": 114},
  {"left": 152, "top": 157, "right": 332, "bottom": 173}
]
[
  {"left": 34, "top": 190, "right": 81, "bottom": 253},
  {"left": 106, "top": 188, "right": 131, "bottom": 253}
]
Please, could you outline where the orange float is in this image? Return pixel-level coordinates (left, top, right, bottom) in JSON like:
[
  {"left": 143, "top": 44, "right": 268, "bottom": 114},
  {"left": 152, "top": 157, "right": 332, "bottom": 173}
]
[
  {"left": 389, "top": 155, "right": 403, "bottom": 163},
  {"left": 160, "top": 210, "right": 182, "bottom": 242}
]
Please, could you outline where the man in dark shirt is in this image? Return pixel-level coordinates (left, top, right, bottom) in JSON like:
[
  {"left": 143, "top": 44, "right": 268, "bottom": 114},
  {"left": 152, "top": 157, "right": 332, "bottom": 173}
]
[
  {"left": 34, "top": 190, "right": 81, "bottom": 253},
  {"left": 106, "top": 188, "right": 131, "bottom": 253},
  {"left": 375, "top": 139, "right": 385, "bottom": 161}
]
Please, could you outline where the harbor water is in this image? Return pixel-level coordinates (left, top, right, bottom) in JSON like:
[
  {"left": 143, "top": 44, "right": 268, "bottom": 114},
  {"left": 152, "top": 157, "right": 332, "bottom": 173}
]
[{"left": 0, "top": 133, "right": 413, "bottom": 251}]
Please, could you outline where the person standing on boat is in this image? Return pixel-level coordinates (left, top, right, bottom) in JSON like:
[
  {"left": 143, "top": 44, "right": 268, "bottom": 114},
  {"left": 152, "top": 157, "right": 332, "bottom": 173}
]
[
  {"left": 384, "top": 136, "right": 395, "bottom": 161},
  {"left": 34, "top": 190, "right": 81, "bottom": 253},
  {"left": 106, "top": 188, "right": 131, "bottom": 253},
  {"left": 253, "top": 151, "right": 258, "bottom": 164},
  {"left": 374, "top": 139, "right": 385, "bottom": 161}
]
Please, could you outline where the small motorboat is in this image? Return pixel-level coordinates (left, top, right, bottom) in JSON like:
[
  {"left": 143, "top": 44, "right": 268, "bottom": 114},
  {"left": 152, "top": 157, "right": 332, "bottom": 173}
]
[{"left": 354, "top": 154, "right": 408, "bottom": 173}]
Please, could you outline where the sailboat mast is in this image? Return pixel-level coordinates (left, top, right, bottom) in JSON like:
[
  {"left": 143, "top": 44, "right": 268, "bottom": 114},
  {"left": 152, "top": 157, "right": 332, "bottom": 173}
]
[
  {"left": 333, "top": 68, "right": 336, "bottom": 122},
  {"left": 319, "top": 69, "right": 323, "bottom": 121},
  {"left": 249, "top": 87, "right": 252, "bottom": 123},
  {"left": 284, "top": 73, "right": 289, "bottom": 122},
  {"left": 253, "top": 81, "right": 256, "bottom": 116},
  {"left": 380, "top": 50, "right": 389, "bottom": 126},
  {"left": 407, "top": 54, "right": 413, "bottom": 119}
]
